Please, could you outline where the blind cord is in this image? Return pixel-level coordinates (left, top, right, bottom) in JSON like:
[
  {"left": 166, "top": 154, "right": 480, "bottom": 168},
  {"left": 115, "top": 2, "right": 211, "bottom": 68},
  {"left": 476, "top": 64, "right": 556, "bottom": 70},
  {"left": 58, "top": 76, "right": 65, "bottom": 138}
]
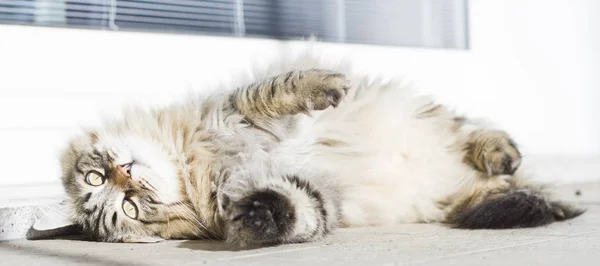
[
  {"left": 108, "top": 0, "right": 119, "bottom": 30},
  {"left": 233, "top": 0, "right": 245, "bottom": 36}
]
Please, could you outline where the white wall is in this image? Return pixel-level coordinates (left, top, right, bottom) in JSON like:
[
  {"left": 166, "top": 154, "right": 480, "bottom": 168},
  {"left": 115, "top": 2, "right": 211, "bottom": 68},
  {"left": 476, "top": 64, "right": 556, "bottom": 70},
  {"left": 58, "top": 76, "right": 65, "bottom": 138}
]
[{"left": 0, "top": 0, "right": 599, "bottom": 186}]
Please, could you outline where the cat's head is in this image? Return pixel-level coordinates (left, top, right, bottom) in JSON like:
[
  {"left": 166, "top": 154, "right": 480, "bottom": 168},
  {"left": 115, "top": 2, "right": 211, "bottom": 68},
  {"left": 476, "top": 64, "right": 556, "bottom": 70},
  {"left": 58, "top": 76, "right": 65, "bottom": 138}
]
[{"left": 58, "top": 131, "right": 203, "bottom": 242}]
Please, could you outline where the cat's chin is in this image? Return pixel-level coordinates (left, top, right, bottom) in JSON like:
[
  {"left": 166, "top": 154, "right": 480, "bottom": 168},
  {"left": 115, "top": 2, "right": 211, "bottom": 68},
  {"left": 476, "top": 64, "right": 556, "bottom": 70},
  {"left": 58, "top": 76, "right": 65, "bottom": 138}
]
[
  {"left": 126, "top": 137, "right": 179, "bottom": 186},
  {"left": 95, "top": 134, "right": 183, "bottom": 203},
  {"left": 130, "top": 163, "right": 183, "bottom": 204}
]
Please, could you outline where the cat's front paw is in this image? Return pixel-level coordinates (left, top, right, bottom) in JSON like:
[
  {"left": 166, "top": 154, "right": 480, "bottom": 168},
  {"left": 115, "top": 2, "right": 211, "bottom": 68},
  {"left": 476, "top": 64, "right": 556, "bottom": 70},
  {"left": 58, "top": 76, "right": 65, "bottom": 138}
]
[
  {"left": 298, "top": 70, "right": 349, "bottom": 110},
  {"left": 224, "top": 190, "right": 295, "bottom": 246},
  {"left": 464, "top": 130, "right": 522, "bottom": 176}
]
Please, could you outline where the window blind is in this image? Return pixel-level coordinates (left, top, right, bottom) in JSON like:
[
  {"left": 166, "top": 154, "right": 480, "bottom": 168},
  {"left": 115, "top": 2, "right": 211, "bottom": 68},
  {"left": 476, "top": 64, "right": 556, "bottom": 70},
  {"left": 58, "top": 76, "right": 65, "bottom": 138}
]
[{"left": 0, "top": 0, "right": 468, "bottom": 49}]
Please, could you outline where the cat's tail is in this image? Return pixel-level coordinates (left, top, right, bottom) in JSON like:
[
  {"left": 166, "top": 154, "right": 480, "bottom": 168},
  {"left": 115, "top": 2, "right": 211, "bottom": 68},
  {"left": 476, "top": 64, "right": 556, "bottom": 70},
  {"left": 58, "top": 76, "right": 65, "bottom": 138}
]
[{"left": 447, "top": 182, "right": 585, "bottom": 229}]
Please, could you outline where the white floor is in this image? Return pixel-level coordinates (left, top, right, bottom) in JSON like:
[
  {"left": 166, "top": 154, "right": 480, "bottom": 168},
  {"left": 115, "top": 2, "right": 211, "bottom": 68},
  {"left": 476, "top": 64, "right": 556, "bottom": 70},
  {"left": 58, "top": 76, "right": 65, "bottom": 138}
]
[{"left": 1, "top": 184, "right": 598, "bottom": 266}]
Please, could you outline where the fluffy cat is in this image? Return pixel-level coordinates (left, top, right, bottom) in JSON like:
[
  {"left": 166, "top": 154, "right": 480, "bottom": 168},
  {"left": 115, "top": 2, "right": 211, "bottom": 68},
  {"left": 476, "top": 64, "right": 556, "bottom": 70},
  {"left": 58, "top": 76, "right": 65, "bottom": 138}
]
[{"left": 59, "top": 54, "right": 583, "bottom": 245}]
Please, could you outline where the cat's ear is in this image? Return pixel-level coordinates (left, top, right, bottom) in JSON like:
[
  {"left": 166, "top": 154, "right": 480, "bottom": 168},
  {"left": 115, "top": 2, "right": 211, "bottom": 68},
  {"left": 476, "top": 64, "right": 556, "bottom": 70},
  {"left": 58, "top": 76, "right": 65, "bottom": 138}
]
[
  {"left": 26, "top": 200, "right": 81, "bottom": 240},
  {"left": 123, "top": 236, "right": 164, "bottom": 243}
]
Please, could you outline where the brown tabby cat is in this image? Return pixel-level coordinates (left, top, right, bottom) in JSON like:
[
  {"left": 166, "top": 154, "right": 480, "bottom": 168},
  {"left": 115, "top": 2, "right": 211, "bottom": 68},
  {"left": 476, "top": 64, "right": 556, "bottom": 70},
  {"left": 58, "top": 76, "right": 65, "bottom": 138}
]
[{"left": 58, "top": 55, "right": 583, "bottom": 245}]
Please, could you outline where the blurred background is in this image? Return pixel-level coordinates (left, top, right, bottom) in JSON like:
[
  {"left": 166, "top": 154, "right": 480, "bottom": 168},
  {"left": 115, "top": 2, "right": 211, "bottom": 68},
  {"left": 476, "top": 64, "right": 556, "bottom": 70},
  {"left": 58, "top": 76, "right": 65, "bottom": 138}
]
[{"left": 0, "top": 0, "right": 599, "bottom": 191}]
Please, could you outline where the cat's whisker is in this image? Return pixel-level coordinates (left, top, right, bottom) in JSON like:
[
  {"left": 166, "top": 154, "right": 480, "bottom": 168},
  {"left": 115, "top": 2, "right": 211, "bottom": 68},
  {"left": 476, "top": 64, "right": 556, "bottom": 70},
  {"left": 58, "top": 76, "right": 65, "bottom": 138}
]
[
  {"left": 166, "top": 202, "right": 205, "bottom": 232},
  {"left": 166, "top": 203, "right": 213, "bottom": 240},
  {"left": 164, "top": 204, "right": 198, "bottom": 238},
  {"left": 143, "top": 190, "right": 205, "bottom": 239}
]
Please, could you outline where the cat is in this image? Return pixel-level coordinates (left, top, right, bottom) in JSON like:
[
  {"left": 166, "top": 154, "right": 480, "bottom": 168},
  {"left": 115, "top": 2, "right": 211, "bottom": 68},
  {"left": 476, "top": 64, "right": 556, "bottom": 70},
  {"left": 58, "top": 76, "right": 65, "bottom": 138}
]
[{"left": 58, "top": 54, "right": 583, "bottom": 246}]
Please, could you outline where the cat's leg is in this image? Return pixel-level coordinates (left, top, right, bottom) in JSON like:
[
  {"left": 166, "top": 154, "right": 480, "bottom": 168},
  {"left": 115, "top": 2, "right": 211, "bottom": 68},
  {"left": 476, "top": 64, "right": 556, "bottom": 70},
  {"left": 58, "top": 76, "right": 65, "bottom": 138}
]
[
  {"left": 228, "top": 69, "right": 349, "bottom": 122},
  {"left": 218, "top": 175, "right": 340, "bottom": 246},
  {"left": 423, "top": 107, "right": 586, "bottom": 228}
]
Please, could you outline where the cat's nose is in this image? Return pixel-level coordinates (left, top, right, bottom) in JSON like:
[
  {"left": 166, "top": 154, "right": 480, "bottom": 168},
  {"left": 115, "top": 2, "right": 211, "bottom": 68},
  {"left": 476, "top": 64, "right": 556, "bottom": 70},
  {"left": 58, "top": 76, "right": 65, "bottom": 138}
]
[{"left": 118, "top": 163, "right": 132, "bottom": 177}]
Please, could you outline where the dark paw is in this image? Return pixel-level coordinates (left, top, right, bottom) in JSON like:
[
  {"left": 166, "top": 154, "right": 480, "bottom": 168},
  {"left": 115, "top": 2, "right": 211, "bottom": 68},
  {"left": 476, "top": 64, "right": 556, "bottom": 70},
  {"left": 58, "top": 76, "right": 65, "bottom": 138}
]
[{"left": 224, "top": 190, "right": 296, "bottom": 245}]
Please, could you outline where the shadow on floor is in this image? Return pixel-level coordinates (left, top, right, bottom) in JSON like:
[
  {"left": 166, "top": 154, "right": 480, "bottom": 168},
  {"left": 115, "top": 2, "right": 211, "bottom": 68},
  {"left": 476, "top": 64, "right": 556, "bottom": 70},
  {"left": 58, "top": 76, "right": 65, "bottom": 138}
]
[
  {"left": 176, "top": 239, "right": 271, "bottom": 251},
  {"left": 0, "top": 241, "right": 154, "bottom": 266},
  {"left": 26, "top": 229, "right": 265, "bottom": 252}
]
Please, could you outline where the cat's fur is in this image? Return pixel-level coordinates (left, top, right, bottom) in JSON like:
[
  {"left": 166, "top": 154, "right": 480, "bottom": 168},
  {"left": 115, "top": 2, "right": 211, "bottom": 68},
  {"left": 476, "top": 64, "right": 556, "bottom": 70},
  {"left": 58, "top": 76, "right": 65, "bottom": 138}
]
[{"left": 59, "top": 54, "right": 584, "bottom": 245}]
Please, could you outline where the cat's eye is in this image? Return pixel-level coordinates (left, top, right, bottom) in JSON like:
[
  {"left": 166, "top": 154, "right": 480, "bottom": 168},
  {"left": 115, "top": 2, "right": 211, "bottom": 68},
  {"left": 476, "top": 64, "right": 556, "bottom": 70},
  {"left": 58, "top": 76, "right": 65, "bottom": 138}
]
[
  {"left": 122, "top": 198, "right": 138, "bottom": 219},
  {"left": 85, "top": 171, "right": 105, "bottom": 186}
]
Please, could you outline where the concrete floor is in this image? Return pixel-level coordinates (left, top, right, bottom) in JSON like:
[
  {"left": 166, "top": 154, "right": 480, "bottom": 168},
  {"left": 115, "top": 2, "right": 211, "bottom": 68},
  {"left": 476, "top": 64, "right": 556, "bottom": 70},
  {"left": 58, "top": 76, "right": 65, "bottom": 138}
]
[
  {"left": 0, "top": 182, "right": 598, "bottom": 266},
  {"left": 0, "top": 204, "right": 598, "bottom": 266}
]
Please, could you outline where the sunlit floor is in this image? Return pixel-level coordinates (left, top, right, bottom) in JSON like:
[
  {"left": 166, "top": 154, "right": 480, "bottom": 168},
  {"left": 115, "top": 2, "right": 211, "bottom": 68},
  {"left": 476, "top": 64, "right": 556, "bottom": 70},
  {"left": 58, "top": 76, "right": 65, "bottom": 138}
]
[{"left": 1, "top": 185, "right": 599, "bottom": 266}]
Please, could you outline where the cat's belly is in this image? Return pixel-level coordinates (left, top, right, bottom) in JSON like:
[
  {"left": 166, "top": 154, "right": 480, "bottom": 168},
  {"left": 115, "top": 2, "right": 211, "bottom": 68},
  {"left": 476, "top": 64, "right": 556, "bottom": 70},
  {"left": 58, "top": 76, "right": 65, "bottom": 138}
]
[
  {"left": 268, "top": 129, "right": 479, "bottom": 227},
  {"left": 268, "top": 118, "right": 481, "bottom": 226},
  {"left": 335, "top": 148, "right": 477, "bottom": 226}
]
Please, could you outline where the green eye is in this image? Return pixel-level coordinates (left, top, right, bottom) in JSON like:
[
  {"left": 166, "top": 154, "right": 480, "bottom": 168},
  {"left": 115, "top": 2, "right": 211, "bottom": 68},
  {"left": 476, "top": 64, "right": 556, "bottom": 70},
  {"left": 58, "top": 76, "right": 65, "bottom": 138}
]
[
  {"left": 85, "top": 171, "right": 105, "bottom": 186},
  {"left": 122, "top": 199, "right": 138, "bottom": 219}
]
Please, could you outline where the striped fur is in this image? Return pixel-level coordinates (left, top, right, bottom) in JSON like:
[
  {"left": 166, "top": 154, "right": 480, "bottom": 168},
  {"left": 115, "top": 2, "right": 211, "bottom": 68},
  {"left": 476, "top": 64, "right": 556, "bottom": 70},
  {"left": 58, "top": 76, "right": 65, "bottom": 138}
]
[{"left": 59, "top": 54, "right": 583, "bottom": 246}]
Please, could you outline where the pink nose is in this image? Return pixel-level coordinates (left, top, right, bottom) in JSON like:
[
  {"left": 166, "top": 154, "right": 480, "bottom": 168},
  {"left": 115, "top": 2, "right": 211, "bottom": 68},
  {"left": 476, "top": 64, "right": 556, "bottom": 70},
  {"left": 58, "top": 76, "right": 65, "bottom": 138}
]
[{"left": 118, "top": 163, "right": 132, "bottom": 177}]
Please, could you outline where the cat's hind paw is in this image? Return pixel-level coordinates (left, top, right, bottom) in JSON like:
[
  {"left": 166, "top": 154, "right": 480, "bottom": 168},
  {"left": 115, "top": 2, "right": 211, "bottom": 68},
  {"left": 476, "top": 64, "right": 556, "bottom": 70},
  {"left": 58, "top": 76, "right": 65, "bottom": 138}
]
[
  {"left": 223, "top": 190, "right": 295, "bottom": 246},
  {"left": 463, "top": 130, "right": 522, "bottom": 177}
]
